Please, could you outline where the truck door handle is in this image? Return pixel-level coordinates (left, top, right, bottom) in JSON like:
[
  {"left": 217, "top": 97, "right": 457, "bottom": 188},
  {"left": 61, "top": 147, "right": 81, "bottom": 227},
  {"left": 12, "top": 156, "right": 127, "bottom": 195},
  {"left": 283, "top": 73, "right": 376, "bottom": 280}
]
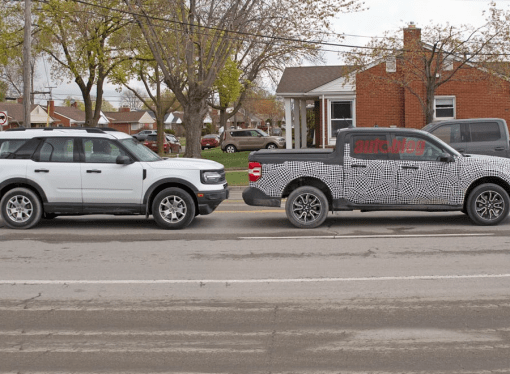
[
  {"left": 494, "top": 147, "right": 505, "bottom": 151},
  {"left": 86, "top": 169, "right": 102, "bottom": 173},
  {"left": 401, "top": 166, "right": 419, "bottom": 170},
  {"left": 351, "top": 164, "right": 366, "bottom": 168},
  {"left": 34, "top": 169, "right": 49, "bottom": 173}
]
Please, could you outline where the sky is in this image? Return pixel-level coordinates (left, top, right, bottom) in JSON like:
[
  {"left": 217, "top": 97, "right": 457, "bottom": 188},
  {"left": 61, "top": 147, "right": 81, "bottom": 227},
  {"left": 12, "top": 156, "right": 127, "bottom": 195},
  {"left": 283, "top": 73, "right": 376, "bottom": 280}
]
[{"left": 33, "top": 0, "right": 502, "bottom": 108}]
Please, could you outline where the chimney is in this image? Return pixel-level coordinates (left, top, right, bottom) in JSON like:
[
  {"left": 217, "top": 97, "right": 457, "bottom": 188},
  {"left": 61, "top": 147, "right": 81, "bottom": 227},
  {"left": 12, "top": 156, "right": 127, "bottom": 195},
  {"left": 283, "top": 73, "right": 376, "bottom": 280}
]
[
  {"left": 403, "top": 22, "right": 421, "bottom": 50},
  {"left": 47, "top": 100, "right": 55, "bottom": 117},
  {"left": 17, "top": 97, "right": 23, "bottom": 104},
  {"left": 119, "top": 106, "right": 131, "bottom": 113},
  {"left": 71, "top": 101, "right": 78, "bottom": 108}
]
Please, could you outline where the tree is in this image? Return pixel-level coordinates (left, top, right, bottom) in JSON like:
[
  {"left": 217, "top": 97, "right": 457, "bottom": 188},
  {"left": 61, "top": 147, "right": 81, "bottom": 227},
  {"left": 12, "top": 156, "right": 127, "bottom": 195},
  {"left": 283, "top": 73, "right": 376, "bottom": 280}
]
[
  {"left": 121, "top": 89, "right": 144, "bottom": 110},
  {"left": 124, "top": 0, "right": 363, "bottom": 158},
  {"left": 342, "top": 21, "right": 502, "bottom": 125},
  {"left": 242, "top": 87, "right": 283, "bottom": 129},
  {"left": 37, "top": 0, "right": 133, "bottom": 126},
  {"left": 212, "top": 57, "right": 243, "bottom": 130}
]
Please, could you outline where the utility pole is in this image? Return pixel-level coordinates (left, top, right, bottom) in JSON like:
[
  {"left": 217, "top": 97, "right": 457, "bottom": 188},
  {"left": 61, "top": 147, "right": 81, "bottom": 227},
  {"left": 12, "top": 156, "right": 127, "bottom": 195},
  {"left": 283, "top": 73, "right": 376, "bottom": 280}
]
[{"left": 23, "top": 0, "right": 32, "bottom": 128}]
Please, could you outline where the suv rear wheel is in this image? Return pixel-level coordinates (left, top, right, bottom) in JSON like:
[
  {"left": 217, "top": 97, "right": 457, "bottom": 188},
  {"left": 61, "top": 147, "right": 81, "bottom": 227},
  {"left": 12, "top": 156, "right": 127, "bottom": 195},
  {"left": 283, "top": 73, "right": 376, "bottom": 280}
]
[
  {"left": 466, "top": 183, "right": 509, "bottom": 225},
  {"left": 0, "top": 188, "right": 43, "bottom": 229},
  {"left": 266, "top": 143, "right": 277, "bottom": 150},
  {"left": 152, "top": 187, "right": 196, "bottom": 229},
  {"left": 225, "top": 144, "right": 237, "bottom": 153}
]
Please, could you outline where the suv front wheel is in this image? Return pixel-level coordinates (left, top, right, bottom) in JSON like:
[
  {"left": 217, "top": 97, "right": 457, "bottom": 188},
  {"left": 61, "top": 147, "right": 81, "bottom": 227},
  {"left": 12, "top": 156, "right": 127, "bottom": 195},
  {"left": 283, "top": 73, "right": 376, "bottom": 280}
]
[
  {"left": 0, "top": 187, "right": 43, "bottom": 229},
  {"left": 152, "top": 187, "right": 196, "bottom": 229}
]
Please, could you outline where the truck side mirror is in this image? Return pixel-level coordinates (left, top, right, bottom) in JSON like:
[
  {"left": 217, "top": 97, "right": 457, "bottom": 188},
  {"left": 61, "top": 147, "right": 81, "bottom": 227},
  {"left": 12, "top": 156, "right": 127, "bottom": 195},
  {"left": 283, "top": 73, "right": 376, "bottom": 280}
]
[{"left": 438, "top": 153, "right": 454, "bottom": 163}]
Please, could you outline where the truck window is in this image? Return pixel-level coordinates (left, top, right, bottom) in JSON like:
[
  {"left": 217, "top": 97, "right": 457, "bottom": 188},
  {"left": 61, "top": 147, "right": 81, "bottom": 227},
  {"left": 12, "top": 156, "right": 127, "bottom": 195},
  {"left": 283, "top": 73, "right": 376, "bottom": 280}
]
[
  {"left": 351, "top": 135, "right": 389, "bottom": 160},
  {"left": 467, "top": 122, "right": 501, "bottom": 142},
  {"left": 431, "top": 124, "right": 462, "bottom": 143}
]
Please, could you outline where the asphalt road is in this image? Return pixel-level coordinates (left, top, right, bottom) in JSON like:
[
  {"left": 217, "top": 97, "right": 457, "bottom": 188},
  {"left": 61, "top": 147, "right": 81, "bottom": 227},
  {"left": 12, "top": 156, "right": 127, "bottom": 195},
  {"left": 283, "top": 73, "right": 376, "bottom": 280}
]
[{"left": 1, "top": 187, "right": 510, "bottom": 372}]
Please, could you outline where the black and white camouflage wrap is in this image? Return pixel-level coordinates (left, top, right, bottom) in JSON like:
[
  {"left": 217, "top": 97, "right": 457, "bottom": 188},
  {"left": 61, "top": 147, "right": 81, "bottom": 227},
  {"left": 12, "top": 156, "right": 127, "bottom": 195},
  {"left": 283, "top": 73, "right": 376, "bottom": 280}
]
[{"left": 250, "top": 145, "right": 510, "bottom": 206}]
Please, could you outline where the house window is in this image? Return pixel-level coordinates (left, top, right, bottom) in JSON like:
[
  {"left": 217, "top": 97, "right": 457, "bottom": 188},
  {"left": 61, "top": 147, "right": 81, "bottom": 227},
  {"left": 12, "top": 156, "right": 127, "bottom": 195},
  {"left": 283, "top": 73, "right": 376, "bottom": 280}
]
[
  {"left": 330, "top": 101, "right": 354, "bottom": 139},
  {"left": 434, "top": 97, "right": 455, "bottom": 119},
  {"left": 386, "top": 57, "right": 396, "bottom": 73}
]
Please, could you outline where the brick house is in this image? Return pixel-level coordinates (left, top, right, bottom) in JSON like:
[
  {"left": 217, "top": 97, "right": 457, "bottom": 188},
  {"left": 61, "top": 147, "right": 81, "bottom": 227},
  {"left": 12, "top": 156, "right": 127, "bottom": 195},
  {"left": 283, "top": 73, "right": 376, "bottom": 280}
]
[
  {"left": 0, "top": 98, "right": 54, "bottom": 129},
  {"left": 104, "top": 107, "right": 155, "bottom": 134},
  {"left": 277, "top": 24, "right": 510, "bottom": 148}
]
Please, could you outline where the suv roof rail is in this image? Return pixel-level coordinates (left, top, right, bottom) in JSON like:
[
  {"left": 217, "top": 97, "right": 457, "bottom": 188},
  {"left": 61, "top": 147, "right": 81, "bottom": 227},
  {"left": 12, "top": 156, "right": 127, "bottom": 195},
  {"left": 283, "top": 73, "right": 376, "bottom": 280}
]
[{"left": 6, "top": 127, "right": 119, "bottom": 133}]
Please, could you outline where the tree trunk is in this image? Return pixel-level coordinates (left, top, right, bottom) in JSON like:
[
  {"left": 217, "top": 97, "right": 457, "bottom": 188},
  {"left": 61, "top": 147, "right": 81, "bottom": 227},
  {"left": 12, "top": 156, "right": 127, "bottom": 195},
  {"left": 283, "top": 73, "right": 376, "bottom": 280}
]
[
  {"left": 219, "top": 108, "right": 228, "bottom": 130},
  {"left": 425, "top": 84, "right": 436, "bottom": 125},
  {"left": 183, "top": 99, "right": 208, "bottom": 158}
]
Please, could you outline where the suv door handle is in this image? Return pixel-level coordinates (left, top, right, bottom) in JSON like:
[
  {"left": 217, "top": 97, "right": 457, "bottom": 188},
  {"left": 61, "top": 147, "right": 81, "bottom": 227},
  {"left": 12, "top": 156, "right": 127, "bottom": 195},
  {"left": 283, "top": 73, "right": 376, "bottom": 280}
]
[
  {"left": 86, "top": 169, "right": 102, "bottom": 173},
  {"left": 455, "top": 148, "right": 465, "bottom": 152},
  {"left": 34, "top": 169, "right": 49, "bottom": 173},
  {"left": 351, "top": 164, "right": 367, "bottom": 168},
  {"left": 401, "top": 166, "right": 419, "bottom": 170},
  {"left": 494, "top": 147, "right": 505, "bottom": 151}
]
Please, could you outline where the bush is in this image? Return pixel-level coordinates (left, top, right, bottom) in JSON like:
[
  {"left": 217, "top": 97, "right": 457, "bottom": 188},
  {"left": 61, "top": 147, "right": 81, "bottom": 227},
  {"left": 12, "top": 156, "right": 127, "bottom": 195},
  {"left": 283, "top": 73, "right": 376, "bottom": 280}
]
[{"left": 164, "top": 129, "right": 176, "bottom": 135}]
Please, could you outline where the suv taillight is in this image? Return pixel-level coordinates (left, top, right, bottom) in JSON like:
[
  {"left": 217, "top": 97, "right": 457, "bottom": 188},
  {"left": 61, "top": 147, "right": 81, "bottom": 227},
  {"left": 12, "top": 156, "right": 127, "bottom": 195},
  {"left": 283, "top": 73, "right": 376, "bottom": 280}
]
[{"left": 248, "top": 162, "right": 262, "bottom": 182}]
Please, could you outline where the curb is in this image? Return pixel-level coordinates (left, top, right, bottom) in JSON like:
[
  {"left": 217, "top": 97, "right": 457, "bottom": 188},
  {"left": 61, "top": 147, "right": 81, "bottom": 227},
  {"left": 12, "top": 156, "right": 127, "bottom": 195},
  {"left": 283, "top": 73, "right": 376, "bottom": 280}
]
[{"left": 229, "top": 185, "right": 248, "bottom": 191}]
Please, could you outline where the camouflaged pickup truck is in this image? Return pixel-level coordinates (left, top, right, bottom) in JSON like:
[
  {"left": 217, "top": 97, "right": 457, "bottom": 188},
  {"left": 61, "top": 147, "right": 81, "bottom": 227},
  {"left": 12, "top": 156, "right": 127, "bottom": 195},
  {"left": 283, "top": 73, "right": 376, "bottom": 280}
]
[{"left": 243, "top": 127, "right": 510, "bottom": 228}]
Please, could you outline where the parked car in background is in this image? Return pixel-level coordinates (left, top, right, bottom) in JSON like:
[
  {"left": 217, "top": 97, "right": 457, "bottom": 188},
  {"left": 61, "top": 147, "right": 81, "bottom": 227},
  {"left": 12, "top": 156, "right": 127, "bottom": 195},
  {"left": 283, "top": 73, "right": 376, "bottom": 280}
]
[
  {"left": 220, "top": 128, "right": 286, "bottom": 153},
  {"left": 201, "top": 134, "right": 220, "bottom": 150},
  {"left": 422, "top": 118, "right": 510, "bottom": 158},
  {"left": 144, "top": 134, "right": 181, "bottom": 153},
  {"left": 133, "top": 130, "right": 157, "bottom": 142},
  {"left": 166, "top": 134, "right": 182, "bottom": 153}
]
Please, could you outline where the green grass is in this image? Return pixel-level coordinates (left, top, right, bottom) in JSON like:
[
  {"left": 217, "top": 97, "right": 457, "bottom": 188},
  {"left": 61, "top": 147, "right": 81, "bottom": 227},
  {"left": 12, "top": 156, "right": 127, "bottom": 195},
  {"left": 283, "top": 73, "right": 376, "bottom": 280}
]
[
  {"left": 225, "top": 170, "right": 248, "bottom": 186},
  {"left": 201, "top": 147, "right": 250, "bottom": 170}
]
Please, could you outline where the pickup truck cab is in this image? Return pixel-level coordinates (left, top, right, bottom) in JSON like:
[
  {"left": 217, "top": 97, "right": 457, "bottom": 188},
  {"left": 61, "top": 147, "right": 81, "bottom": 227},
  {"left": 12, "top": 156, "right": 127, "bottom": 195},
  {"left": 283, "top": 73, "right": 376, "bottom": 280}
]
[
  {"left": 243, "top": 127, "right": 510, "bottom": 228},
  {"left": 422, "top": 118, "right": 510, "bottom": 158}
]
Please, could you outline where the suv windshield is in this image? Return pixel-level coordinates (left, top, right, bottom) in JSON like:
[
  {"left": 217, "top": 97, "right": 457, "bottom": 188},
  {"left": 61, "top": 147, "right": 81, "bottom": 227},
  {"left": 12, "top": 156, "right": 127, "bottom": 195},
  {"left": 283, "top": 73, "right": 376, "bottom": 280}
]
[{"left": 120, "top": 137, "right": 161, "bottom": 162}]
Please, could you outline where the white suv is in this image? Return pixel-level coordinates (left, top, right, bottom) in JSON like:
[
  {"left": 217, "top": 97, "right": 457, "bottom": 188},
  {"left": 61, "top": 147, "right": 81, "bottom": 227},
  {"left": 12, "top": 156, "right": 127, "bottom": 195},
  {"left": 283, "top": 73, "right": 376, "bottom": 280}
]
[{"left": 0, "top": 128, "right": 228, "bottom": 229}]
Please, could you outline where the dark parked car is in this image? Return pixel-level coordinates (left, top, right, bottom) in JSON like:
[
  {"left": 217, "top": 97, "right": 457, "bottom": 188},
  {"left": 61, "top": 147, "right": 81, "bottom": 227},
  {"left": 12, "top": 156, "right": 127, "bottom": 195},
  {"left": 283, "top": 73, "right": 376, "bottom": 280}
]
[
  {"left": 423, "top": 118, "right": 510, "bottom": 158},
  {"left": 201, "top": 134, "right": 220, "bottom": 149},
  {"left": 144, "top": 134, "right": 180, "bottom": 153}
]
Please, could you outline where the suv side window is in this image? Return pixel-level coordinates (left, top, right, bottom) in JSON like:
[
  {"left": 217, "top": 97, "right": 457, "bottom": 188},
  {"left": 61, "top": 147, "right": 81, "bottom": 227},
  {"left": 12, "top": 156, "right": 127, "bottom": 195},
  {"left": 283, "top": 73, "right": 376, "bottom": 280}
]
[
  {"left": 82, "top": 138, "right": 126, "bottom": 163},
  {"left": 38, "top": 138, "right": 75, "bottom": 162},
  {"left": 351, "top": 134, "right": 390, "bottom": 160},
  {"left": 467, "top": 122, "right": 501, "bottom": 142},
  {"left": 0, "top": 139, "right": 27, "bottom": 158}
]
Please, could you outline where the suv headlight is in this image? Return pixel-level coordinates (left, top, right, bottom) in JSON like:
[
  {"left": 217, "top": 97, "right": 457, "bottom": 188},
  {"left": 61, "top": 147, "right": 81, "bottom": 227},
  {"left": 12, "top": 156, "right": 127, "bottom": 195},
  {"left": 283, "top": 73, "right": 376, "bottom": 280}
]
[{"left": 201, "top": 170, "right": 226, "bottom": 184}]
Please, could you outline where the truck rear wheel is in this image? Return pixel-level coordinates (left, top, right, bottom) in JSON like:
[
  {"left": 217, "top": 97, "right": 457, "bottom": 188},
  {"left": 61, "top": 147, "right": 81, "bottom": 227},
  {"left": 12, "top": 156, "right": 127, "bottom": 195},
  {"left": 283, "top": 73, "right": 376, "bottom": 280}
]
[{"left": 285, "top": 186, "right": 329, "bottom": 228}]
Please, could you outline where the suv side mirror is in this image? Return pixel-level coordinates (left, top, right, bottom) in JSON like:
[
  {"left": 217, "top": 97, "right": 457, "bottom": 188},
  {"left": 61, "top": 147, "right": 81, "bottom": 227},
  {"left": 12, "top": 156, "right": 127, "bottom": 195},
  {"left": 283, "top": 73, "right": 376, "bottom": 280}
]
[
  {"left": 438, "top": 153, "right": 454, "bottom": 163},
  {"left": 116, "top": 155, "right": 133, "bottom": 165}
]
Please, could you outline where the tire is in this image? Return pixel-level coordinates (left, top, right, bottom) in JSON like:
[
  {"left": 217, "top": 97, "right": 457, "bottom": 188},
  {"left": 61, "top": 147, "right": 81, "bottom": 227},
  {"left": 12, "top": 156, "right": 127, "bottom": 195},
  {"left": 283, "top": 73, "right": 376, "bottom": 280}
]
[
  {"left": 152, "top": 187, "right": 196, "bottom": 230},
  {"left": 285, "top": 186, "right": 329, "bottom": 229},
  {"left": 0, "top": 188, "right": 43, "bottom": 229},
  {"left": 266, "top": 143, "right": 277, "bottom": 150},
  {"left": 225, "top": 145, "right": 237, "bottom": 153},
  {"left": 466, "top": 183, "right": 509, "bottom": 225}
]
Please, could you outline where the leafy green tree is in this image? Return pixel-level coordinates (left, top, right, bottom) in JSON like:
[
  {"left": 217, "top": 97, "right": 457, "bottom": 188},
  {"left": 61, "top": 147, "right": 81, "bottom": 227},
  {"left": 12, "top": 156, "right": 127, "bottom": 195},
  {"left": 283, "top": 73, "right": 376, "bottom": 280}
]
[
  {"left": 212, "top": 57, "right": 243, "bottom": 130},
  {"left": 37, "top": 0, "right": 133, "bottom": 126}
]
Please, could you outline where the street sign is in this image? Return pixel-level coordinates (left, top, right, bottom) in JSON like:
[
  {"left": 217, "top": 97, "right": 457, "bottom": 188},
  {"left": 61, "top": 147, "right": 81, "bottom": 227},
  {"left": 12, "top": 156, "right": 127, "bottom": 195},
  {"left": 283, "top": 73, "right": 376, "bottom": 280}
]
[{"left": 0, "top": 111, "right": 7, "bottom": 130}]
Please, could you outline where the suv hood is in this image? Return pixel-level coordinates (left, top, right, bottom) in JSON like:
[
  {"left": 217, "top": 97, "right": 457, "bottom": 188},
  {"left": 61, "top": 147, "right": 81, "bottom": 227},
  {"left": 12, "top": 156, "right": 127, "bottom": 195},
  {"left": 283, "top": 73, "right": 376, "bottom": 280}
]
[{"left": 148, "top": 157, "right": 224, "bottom": 170}]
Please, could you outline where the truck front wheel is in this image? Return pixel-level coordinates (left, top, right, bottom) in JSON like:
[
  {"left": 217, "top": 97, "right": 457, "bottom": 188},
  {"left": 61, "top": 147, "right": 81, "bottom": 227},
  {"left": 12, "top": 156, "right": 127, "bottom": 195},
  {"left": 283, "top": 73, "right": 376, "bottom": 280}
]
[
  {"left": 466, "top": 183, "right": 509, "bottom": 225},
  {"left": 285, "top": 186, "right": 329, "bottom": 228}
]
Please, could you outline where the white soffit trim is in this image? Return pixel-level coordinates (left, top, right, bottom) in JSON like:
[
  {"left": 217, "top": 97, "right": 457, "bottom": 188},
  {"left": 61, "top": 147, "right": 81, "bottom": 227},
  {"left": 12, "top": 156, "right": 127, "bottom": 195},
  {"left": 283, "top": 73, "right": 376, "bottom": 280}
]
[{"left": 309, "top": 76, "right": 355, "bottom": 94}]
